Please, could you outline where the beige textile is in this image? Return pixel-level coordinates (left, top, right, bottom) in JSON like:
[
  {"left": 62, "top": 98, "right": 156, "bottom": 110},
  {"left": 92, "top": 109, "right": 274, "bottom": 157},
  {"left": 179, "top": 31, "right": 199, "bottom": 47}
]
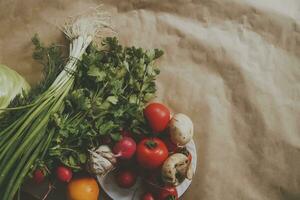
[{"left": 0, "top": 0, "right": 300, "bottom": 199}]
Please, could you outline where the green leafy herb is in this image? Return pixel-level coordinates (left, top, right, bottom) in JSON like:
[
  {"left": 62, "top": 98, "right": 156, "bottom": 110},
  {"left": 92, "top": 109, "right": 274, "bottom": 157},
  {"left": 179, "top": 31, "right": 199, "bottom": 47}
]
[{"left": 40, "top": 37, "right": 163, "bottom": 171}]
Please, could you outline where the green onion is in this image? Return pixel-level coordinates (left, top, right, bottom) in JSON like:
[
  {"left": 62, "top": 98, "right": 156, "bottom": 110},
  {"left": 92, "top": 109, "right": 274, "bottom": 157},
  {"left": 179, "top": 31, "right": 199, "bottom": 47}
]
[{"left": 0, "top": 11, "right": 110, "bottom": 199}]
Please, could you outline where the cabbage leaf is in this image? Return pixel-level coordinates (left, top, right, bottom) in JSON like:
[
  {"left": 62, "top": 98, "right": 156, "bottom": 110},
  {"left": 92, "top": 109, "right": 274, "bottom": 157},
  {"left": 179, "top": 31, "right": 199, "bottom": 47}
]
[{"left": 0, "top": 64, "right": 30, "bottom": 113}]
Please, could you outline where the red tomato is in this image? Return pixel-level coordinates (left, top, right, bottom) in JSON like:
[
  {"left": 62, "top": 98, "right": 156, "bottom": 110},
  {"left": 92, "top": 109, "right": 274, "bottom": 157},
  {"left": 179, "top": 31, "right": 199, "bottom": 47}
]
[
  {"left": 157, "top": 186, "right": 178, "bottom": 200},
  {"left": 142, "top": 192, "right": 155, "bottom": 200},
  {"left": 116, "top": 169, "right": 137, "bottom": 188},
  {"left": 144, "top": 103, "right": 170, "bottom": 133},
  {"left": 137, "top": 138, "right": 168, "bottom": 169}
]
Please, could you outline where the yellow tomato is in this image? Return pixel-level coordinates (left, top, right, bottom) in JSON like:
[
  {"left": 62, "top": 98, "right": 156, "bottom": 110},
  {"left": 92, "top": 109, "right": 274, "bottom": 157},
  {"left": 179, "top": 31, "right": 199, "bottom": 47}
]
[{"left": 67, "top": 177, "right": 100, "bottom": 200}]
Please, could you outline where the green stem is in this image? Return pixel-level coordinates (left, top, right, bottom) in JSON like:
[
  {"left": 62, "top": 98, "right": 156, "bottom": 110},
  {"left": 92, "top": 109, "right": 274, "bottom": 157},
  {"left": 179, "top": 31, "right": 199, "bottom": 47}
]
[
  {"left": 3, "top": 127, "right": 45, "bottom": 199},
  {"left": 40, "top": 129, "right": 56, "bottom": 159},
  {"left": 136, "top": 62, "right": 149, "bottom": 105},
  {"left": 5, "top": 131, "right": 50, "bottom": 200},
  {"left": 59, "top": 147, "right": 79, "bottom": 154},
  {"left": 0, "top": 80, "right": 70, "bottom": 168},
  {"left": 0, "top": 101, "right": 38, "bottom": 111},
  {"left": 0, "top": 93, "right": 54, "bottom": 155},
  {"left": 0, "top": 84, "right": 69, "bottom": 184},
  {"left": 2, "top": 84, "right": 71, "bottom": 199},
  {"left": 0, "top": 107, "right": 50, "bottom": 184}
]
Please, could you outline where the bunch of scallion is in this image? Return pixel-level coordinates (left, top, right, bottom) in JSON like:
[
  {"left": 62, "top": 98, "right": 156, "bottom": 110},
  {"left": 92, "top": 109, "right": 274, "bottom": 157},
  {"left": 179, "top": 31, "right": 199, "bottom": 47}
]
[{"left": 0, "top": 11, "right": 111, "bottom": 199}]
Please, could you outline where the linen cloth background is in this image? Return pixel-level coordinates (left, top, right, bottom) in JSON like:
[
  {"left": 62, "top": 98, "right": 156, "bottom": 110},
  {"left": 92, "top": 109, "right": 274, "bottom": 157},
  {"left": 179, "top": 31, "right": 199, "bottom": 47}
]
[{"left": 0, "top": 0, "right": 299, "bottom": 199}]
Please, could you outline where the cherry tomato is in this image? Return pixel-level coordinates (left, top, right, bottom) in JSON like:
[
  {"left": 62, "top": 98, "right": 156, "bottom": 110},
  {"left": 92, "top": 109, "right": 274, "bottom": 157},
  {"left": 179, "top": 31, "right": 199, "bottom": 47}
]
[
  {"left": 141, "top": 192, "right": 155, "bottom": 200},
  {"left": 157, "top": 186, "right": 178, "bottom": 200},
  {"left": 116, "top": 169, "right": 137, "bottom": 188},
  {"left": 144, "top": 103, "right": 170, "bottom": 133},
  {"left": 137, "top": 138, "right": 168, "bottom": 169}
]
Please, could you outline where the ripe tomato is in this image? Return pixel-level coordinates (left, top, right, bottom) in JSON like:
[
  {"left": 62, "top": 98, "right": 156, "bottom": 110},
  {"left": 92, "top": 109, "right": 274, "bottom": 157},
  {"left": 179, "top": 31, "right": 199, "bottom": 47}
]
[
  {"left": 157, "top": 186, "right": 178, "bottom": 200},
  {"left": 67, "top": 177, "right": 99, "bottom": 200},
  {"left": 142, "top": 192, "right": 155, "bottom": 200},
  {"left": 116, "top": 169, "right": 137, "bottom": 188},
  {"left": 144, "top": 103, "right": 170, "bottom": 133},
  {"left": 137, "top": 138, "right": 168, "bottom": 169}
]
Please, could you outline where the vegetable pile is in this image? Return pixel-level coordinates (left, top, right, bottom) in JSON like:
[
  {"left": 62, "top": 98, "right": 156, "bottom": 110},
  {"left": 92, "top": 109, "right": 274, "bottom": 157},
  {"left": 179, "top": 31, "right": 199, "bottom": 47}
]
[{"left": 0, "top": 10, "right": 195, "bottom": 200}]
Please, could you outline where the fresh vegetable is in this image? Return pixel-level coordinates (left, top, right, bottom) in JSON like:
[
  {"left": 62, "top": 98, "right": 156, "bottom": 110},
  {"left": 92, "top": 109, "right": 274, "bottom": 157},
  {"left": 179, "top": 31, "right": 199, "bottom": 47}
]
[
  {"left": 142, "top": 192, "right": 155, "bottom": 200},
  {"left": 0, "top": 64, "right": 30, "bottom": 115},
  {"left": 87, "top": 145, "right": 117, "bottom": 177},
  {"left": 169, "top": 113, "right": 193, "bottom": 145},
  {"left": 67, "top": 177, "right": 99, "bottom": 200},
  {"left": 33, "top": 169, "right": 45, "bottom": 184},
  {"left": 157, "top": 186, "right": 178, "bottom": 200},
  {"left": 137, "top": 138, "right": 168, "bottom": 169},
  {"left": 0, "top": 12, "right": 111, "bottom": 199},
  {"left": 56, "top": 166, "right": 73, "bottom": 182},
  {"left": 144, "top": 103, "right": 170, "bottom": 133},
  {"left": 116, "top": 169, "right": 137, "bottom": 188},
  {"left": 0, "top": 16, "right": 163, "bottom": 199},
  {"left": 113, "top": 137, "right": 137, "bottom": 159},
  {"left": 161, "top": 153, "right": 193, "bottom": 186}
]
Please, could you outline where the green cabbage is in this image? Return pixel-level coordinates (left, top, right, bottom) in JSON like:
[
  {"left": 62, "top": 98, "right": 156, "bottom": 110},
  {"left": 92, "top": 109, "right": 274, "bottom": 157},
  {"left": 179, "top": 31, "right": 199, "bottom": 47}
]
[{"left": 0, "top": 64, "right": 30, "bottom": 113}]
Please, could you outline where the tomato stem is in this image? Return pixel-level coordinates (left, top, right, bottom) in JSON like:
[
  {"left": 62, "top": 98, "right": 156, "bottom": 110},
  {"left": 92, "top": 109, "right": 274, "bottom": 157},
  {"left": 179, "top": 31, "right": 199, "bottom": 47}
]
[
  {"left": 145, "top": 140, "right": 157, "bottom": 149},
  {"left": 167, "top": 196, "right": 177, "bottom": 200}
]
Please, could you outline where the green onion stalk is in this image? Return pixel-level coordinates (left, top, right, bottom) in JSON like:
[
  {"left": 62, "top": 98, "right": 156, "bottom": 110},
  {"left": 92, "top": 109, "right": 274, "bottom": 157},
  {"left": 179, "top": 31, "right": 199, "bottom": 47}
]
[{"left": 0, "top": 10, "right": 110, "bottom": 199}]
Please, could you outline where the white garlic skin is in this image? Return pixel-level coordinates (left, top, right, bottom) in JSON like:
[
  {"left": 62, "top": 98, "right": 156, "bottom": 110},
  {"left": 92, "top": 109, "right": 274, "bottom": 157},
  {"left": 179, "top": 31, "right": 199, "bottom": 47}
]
[
  {"left": 87, "top": 145, "right": 116, "bottom": 177},
  {"left": 169, "top": 113, "right": 194, "bottom": 146}
]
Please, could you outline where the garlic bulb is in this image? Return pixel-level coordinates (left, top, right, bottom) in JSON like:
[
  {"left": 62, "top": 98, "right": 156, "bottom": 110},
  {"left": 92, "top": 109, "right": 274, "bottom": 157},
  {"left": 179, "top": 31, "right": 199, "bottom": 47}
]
[
  {"left": 169, "top": 113, "right": 194, "bottom": 146},
  {"left": 87, "top": 145, "right": 117, "bottom": 177}
]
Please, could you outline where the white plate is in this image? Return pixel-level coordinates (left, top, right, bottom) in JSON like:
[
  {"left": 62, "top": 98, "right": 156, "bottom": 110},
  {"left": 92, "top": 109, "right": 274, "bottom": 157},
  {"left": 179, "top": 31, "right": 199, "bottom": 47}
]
[{"left": 98, "top": 140, "right": 197, "bottom": 200}]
